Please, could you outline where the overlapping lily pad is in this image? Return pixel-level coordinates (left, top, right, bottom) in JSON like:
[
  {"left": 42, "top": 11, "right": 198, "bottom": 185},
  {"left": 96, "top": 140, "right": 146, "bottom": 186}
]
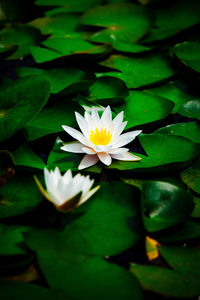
[
  {"left": 100, "top": 54, "right": 174, "bottom": 88},
  {"left": 0, "top": 76, "right": 50, "bottom": 142}
]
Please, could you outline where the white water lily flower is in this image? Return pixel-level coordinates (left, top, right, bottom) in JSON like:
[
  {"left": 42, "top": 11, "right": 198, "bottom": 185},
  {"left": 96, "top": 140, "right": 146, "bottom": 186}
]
[
  {"left": 34, "top": 167, "right": 100, "bottom": 212},
  {"left": 61, "top": 106, "right": 142, "bottom": 170}
]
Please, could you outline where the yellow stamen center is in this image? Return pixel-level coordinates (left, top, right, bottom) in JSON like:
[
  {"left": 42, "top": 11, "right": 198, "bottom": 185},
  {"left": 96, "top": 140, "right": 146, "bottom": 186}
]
[{"left": 89, "top": 127, "right": 112, "bottom": 146}]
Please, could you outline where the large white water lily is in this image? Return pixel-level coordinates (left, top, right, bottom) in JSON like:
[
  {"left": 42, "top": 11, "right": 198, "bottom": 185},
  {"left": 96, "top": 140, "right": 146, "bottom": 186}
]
[
  {"left": 61, "top": 106, "right": 142, "bottom": 170},
  {"left": 34, "top": 167, "right": 100, "bottom": 212}
]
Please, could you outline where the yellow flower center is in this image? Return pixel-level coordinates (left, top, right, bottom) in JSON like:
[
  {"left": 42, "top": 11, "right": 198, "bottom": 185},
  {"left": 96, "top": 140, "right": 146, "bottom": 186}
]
[{"left": 89, "top": 127, "right": 112, "bottom": 146}]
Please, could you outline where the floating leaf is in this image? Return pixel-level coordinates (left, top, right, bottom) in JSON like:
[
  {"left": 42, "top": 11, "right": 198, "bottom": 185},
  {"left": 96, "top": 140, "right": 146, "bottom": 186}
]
[
  {"left": 100, "top": 54, "right": 174, "bottom": 88},
  {"left": 115, "top": 91, "right": 174, "bottom": 129},
  {"left": 181, "top": 156, "right": 200, "bottom": 195},
  {"left": 155, "top": 122, "right": 200, "bottom": 144},
  {"left": 145, "top": 81, "right": 193, "bottom": 113},
  {"left": 131, "top": 246, "right": 200, "bottom": 298},
  {"left": 13, "top": 143, "right": 45, "bottom": 170},
  {"left": 141, "top": 181, "right": 193, "bottom": 232},
  {"left": 178, "top": 100, "right": 200, "bottom": 120},
  {"left": 17, "top": 67, "right": 93, "bottom": 94},
  {"left": 0, "top": 76, "right": 50, "bottom": 142},
  {"left": 0, "top": 173, "right": 43, "bottom": 219},
  {"left": 173, "top": 41, "right": 200, "bottom": 73},
  {"left": 0, "top": 281, "right": 69, "bottom": 300},
  {"left": 108, "top": 134, "right": 199, "bottom": 172},
  {"left": 81, "top": 3, "right": 153, "bottom": 43}
]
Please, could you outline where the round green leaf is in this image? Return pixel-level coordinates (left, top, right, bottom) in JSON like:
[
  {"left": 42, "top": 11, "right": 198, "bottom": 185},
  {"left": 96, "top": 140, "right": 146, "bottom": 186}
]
[
  {"left": 181, "top": 156, "right": 200, "bottom": 195},
  {"left": 108, "top": 134, "right": 199, "bottom": 171},
  {"left": 141, "top": 181, "right": 194, "bottom": 232},
  {"left": 100, "top": 54, "right": 174, "bottom": 88},
  {"left": 89, "top": 76, "right": 128, "bottom": 101},
  {"left": 0, "top": 281, "right": 70, "bottom": 300},
  {"left": 116, "top": 91, "right": 174, "bottom": 129},
  {"left": 25, "top": 226, "right": 143, "bottom": 300},
  {"left": 131, "top": 246, "right": 200, "bottom": 298},
  {"left": 0, "top": 76, "right": 50, "bottom": 142},
  {"left": 145, "top": 81, "right": 193, "bottom": 113},
  {"left": 178, "top": 100, "right": 200, "bottom": 120},
  {"left": 173, "top": 41, "right": 200, "bottom": 73},
  {"left": 17, "top": 67, "right": 93, "bottom": 94},
  {"left": 0, "top": 173, "right": 43, "bottom": 218},
  {"left": 155, "top": 122, "right": 200, "bottom": 144},
  {"left": 81, "top": 3, "right": 153, "bottom": 43}
]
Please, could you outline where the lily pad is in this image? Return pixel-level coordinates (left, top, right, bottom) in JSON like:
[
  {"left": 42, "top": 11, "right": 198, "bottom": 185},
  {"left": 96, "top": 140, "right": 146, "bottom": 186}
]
[
  {"left": 100, "top": 54, "right": 174, "bottom": 88},
  {"left": 145, "top": 81, "right": 193, "bottom": 113},
  {"left": 141, "top": 181, "right": 193, "bottom": 232},
  {"left": 155, "top": 122, "right": 200, "bottom": 144},
  {"left": 115, "top": 91, "right": 174, "bottom": 129},
  {"left": 0, "top": 76, "right": 50, "bottom": 142},
  {"left": 0, "top": 24, "right": 41, "bottom": 60},
  {"left": 81, "top": 3, "right": 153, "bottom": 43},
  {"left": 173, "top": 41, "right": 200, "bottom": 73},
  {"left": 108, "top": 134, "right": 199, "bottom": 171},
  {"left": 16, "top": 67, "right": 93, "bottom": 94},
  {"left": 131, "top": 246, "right": 200, "bottom": 298},
  {"left": 181, "top": 156, "right": 200, "bottom": 195},
  {"left": 178, "top": 100, "right": 200, "bottom": 120},
  {"left": 0, "top": 173, "right": 43, "bottom": 219}
]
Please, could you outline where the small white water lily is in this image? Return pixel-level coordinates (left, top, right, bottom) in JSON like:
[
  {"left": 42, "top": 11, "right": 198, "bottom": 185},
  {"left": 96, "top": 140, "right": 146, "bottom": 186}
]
[
  {"left": 61, "top": 106, "right": 142, "bottom": 170},
  {"left": 34, "top": 167, "right": 100, "bottom": 212}
]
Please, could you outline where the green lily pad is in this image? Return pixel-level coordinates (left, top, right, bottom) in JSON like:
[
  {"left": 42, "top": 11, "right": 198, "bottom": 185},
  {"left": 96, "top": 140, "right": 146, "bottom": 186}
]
[
  {"left": 13, "top": 143, "right": 45, "bottom": 170},
  {"left": 0, "top": 24, "right": 41, "bottom": 60},
  {"left": 173, "top": 41, "right": 200, "bottom": 73},
  {"left": 111, "top": 40, "right": 151, "bottom": 54},
  {"left": 157, "top": 220, "right": 200, "bottom": 242},
  {"left": 155, "top": 122, "right": 200, "bottom": 144},
  {"left": 100, "top": 54, "right": 174, "bottom": 88},
  {"left": 0, "top": 281, "right": 70, "bottom": 300},
  {"left": 115, "top": 91, "right": 174, "bottom": 129},
  {"left": 143, "top": 0, "right": 200, "bottom": 43},
  {"left": 145, "top": 81, "right": 193, "bottom": 113},
  {"left": 178, "top": 100, "right": 200, "bottom": 120},
  {"left": 0, "top": 76, "right": 50, "bottom": 142},
  {"left": 29, "top": 12, "right": 80, "bottom": 35},
  {"left": 23, "top": 100, "right": 79, "bottom": 141},
  {"left": 141, "top": 181, "right": 193, "bottom": 232},
  {"left": 0, "top": 224, "right": 28, "bottom": 255},
  {"left": 25, "top": 181, "right": 143, "bottom": 300},
  {"left": 181, "top": 156, "right": 200, "bottom": 195},
  {"left": 108, "top": 134, "right": 199, "bottom": 171},
  {"left": 81, "top": 3, "right": 153, "bottom": 43},
  {"left": 35, "top": 0, "right": 103, "bottom": 12},
  {"left": 31, "top": 38, "right": 111, "bottom": 63},
  {"left": 88, "top": 76, "right": 128, "bottom": 101},
  {"left": 0, "top": 173, "right": 43, "bottom": 219},
  {"left": 191, "top": 196, "right": 200, "bottom": 218},
  {"left": 131, "top": 246, "right": 200, "bottom": 298},
  {"left": 16, "top": 67, "right": 93, "bottom": 94}
]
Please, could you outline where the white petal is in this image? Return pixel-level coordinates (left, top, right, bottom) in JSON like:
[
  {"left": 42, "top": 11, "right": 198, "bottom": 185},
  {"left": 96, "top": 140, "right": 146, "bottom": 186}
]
[
  {"left": 78, "top": 154, "right": 99, "bottom": 170},
  {"left": 81, "top": 176, "right": 94, "bottom": 197},
  {"left": 79, "top": 185, "right": 100, "bottom": 206},
  {"left": 75, "top": 112, "right": 89, "bottom": 137},
  {"left": 111, "top": 151, "right": 141, "bottom": 161},
  {"left": 97, "top": 152, "right": 112, "bottom": 166},
  {"left": 114, "top": 130, "right": 142, "bottom": 148},
  {"left": 112, "top": 121, "right": 127, "bottom": 139},
  {"left": 101, "top": 106, "right": 112, "bottom": 123},
  {"left": 82, "top": 147, "right": 96, "bottom": 154},
  {"left": 108, "top": 147, "right": 129, "bottom": 154},
  {"left": 93, "top": 144, "right": 112, "bottom": 153},
  {"left": 112, "top": 111, "right": 124, "bottom": 127},
  {"left": 44, "top": 168, "right": 52, "bottom": 191},
  {"left": 61, "top": 142, "right": 85, "bottom": 153},
  {"left": 62, "top": 125, "right": 87, "bottom": 145}
]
